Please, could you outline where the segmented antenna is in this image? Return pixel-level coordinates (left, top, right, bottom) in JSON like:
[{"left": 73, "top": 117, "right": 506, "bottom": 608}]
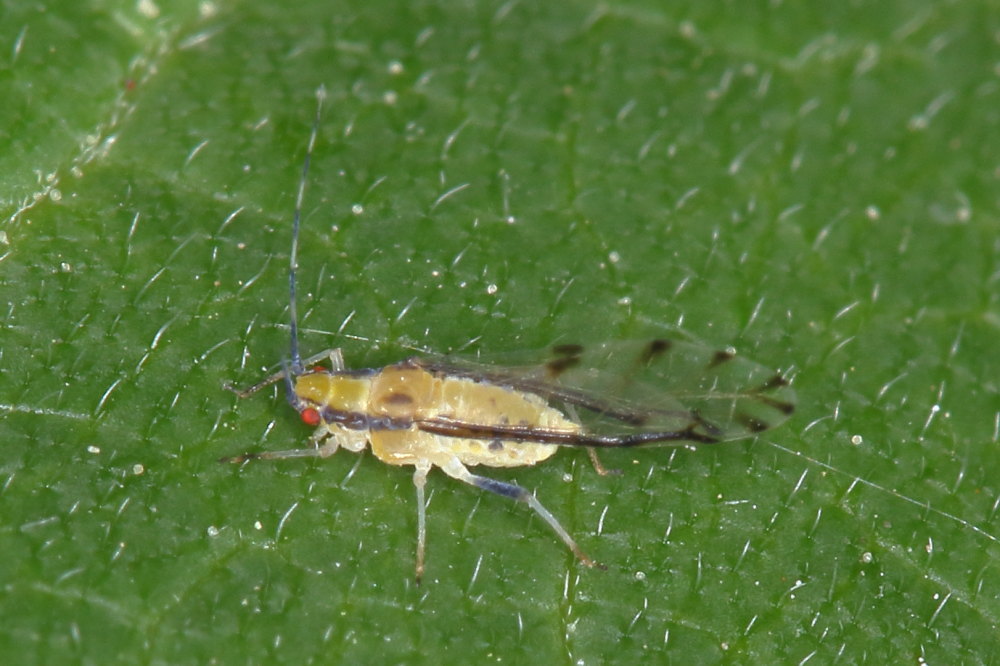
[{"left": 288, "top": 85, "right": 328, "bottom": 377}]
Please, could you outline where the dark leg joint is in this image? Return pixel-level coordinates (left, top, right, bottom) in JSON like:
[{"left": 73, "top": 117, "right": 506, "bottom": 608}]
[
  {"left": 219, "top": 452, "right": 258, "bottom": 464},
  {"left": 473, "top": 476, "right": 528, "bottom": 501}
]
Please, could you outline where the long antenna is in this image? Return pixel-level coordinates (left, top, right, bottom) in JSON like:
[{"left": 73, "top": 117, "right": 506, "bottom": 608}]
[{"left": 289, "top": 85, "right": 327, "bottom": 377}]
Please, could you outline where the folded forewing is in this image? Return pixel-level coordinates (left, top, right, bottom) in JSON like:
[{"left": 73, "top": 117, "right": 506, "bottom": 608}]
[{"left": 411, "top": 337, "right": 795, "bottom": 446}]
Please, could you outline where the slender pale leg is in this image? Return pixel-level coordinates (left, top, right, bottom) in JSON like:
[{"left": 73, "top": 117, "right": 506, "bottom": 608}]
[
  {"left": 220, "top": 431, "right": 340, "bottom": 463},
  {"left": 224, "top": 348, "right": 346, "bottom": 397},
  {"left": 413, "top": 461, "right": 431, "bottom": 584},
  {"left": 438, "top": 457, "right": 600, "bottom": 569},
  {"left": 562, "top": 403, "right": 620, "bottom": 476},
  {"left": 586, "top": 448, "right": 622, "bottom": 477}
]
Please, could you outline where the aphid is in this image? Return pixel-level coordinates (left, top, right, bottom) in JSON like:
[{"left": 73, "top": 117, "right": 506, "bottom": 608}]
[{"left": 222, "top": 87, "right": 796, "bottom": 582}]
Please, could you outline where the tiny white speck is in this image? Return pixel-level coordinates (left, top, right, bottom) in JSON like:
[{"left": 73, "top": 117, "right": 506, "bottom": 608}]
[
  {"left": 860, "top": 551, "right": 873, "bottom": 563},
  {"left": 87, "top": 445, "right": 100, "bottom": 454},
  {"left": 60, "top": 262, "right": 72, "bottom": 272},
  {"left": 486, "top": 283, "right": 498, "bottom": 295},
  {"left": 617, "top": 296, "right": 632, "bottom": 306},
  {"left": 851, "top": 434, "right": 863, "bottom": 445},
  {"left": 199, "top": 2, "right": 219, "bottom": 19},
  {"left": 207, "top": 526, "right": 220, "bottom": 537},
  {"left": 254, "top": 521, "right": 263, "bottom": 530},
  {"left": 351, "top": 204, "right": 364, "bottom": 215},
  {"left": 608, "top": 251, "right": 620, "bottom": 264},
  {"left": 383, "top": 90, "right": 398, "bottom": 105},
  {"left": 865, "top": 205, "right": 880, "bottom": 220},
  {"left": 634, "top": 571, "right": 646, "bottom": 581},
  {"left": 49, "top": 189, "right": 62, "bottom": 202},
  {"left": 562, "top": 473, "right": 573, "bottom": 483},
  {"left": 908, "top": 115, "right": 928, "bottom": 131},
  {"left": 388, "top": 60, "right": 404, "bottom": 75},
  {"left": 137, "top": 0, "right": 160, "bottom": 18},
  {"left": 132, "top": 463, "right": 145, "bottom": 475}
]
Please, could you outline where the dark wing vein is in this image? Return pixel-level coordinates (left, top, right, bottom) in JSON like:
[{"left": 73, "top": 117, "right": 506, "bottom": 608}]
[{"left": 416, "top": 416, "right": 722, "bottom": 447}]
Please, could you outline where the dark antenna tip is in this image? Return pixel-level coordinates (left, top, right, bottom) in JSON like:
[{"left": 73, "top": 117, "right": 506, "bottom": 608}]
[{"left": 288, "top": 86, "right": 327, "bottom": 380}]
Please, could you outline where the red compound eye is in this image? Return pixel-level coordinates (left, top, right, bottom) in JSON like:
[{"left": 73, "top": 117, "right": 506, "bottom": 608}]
[
  {"left": 311, "top": 365, "right": 324, "bottom": 373},
  {"left": 300, "top": 407, "right": 321, "bottom": 426}
]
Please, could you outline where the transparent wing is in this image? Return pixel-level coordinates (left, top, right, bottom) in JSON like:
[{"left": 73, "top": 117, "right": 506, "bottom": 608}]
[{"left": 412, "top": 337, "right": 796, "bottom": 446}]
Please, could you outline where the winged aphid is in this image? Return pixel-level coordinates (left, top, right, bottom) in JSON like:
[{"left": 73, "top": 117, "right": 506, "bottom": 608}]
[{"left": 223, "top": 87, "right": 796, "bottom": 581}]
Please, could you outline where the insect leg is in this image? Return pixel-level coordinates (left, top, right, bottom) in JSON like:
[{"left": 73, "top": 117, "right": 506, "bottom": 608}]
[
  {"left": 224, "top": 348, "right": 346, "bottom": 397},
  {"left": 219, "top": 429, "right": 340, "bottom": 463},
  {"left": 326, "top": 348, "right": 346, "bottom": 372},
  {"left": 438, "top": 457, "right": 601, "bottom": 569},
  {"left": 223, "top": 369, "right": 288, "bottom": 398},
  {"left": 561, "top": 402, "right": 621, "bottom": 476},
  {"left": 413, "top": 461, "right": 431, "bottom": 584},
  {"left": 586, "top": 448, "right": 622, "bottom": 477}
]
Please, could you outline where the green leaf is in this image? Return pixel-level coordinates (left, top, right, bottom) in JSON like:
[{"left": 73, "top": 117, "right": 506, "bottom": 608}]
[{"left": 3, "top": 0, "right": 999, "bottom": 662}]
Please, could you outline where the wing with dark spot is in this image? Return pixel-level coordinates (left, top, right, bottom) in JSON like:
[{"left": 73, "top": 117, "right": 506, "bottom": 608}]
[{"left": 412, "top": 336, "right": 796, "bottom": 445}]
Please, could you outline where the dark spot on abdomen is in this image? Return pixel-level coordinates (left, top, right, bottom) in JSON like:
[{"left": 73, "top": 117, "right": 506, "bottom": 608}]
[{"left": 382, "top": 392, "right": 415, "bottom": 405}]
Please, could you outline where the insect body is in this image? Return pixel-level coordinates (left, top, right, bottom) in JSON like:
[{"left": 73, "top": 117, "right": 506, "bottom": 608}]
[
  {"left": 228, "top": 347, "right": 591, "bottom": 579},
  {"left": 223, "top": 87, "right": 796, "bottom": 582}
]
